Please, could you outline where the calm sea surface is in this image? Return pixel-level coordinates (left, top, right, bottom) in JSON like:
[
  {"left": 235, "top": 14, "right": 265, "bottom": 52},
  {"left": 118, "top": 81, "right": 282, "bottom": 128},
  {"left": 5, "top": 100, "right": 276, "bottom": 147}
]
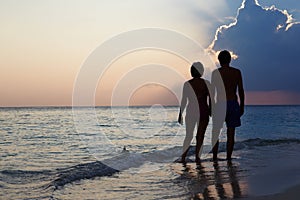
[{"left": 1, "top": 106, "right": 300, "bottom": 199}]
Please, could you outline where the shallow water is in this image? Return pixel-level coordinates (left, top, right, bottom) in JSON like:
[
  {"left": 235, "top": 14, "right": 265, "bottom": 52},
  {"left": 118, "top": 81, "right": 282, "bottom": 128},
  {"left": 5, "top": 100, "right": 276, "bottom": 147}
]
[{"left": 1, "top": 106, "right": 300, "bottom": 199}]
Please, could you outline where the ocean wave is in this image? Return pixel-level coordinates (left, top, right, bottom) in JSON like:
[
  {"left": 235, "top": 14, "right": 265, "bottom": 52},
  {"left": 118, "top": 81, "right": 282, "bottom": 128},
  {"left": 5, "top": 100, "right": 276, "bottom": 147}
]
[
  {"left": 1, "top": 169, "right": 52, "bottom": 175},
  {"left": 0, "top": 161, "right": 119, "bottom": 194},
  {"left": 235, "top": 138, "right": 300, "bottom": 150},
  {"left": 1, "top": 138, "right": 299, "bottom": 191},
  {"left": 183, "top": 138, "right": 300, "bottom": 156},
  {"left": 48, "top": 161, "right": 119, "bottom": 189}
]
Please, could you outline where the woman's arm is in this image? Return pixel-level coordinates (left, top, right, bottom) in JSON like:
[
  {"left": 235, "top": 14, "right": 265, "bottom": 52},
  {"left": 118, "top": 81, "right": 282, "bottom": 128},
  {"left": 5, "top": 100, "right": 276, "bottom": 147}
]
[
  {"left": 178, "top": 82, "right": 188, "bottom": 125},
  {"left": 207, "top": 82, "right": 212, "bottom": 116}
]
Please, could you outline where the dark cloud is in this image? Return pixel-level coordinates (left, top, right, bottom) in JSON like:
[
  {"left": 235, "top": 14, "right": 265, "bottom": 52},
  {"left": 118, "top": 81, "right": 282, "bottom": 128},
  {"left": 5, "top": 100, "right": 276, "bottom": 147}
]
[{"left": 210, "top": 0, "right": 300, "bottom": 92}]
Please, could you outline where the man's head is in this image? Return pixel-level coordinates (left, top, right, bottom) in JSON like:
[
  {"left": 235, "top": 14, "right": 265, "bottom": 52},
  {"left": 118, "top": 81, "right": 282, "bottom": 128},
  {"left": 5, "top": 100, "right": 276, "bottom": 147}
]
[
  {"left": 190, "top": 62, "right": 204, "bottom": 78},
  {"left": 218, "top": 50, "right": 231, "bottom": 66}
]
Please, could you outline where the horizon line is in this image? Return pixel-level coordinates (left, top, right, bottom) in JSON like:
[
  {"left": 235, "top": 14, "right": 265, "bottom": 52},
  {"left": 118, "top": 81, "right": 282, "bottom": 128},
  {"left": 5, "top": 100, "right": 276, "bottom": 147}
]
[{"left": 1, "top": 104, "right": 300, "bottom": 108}]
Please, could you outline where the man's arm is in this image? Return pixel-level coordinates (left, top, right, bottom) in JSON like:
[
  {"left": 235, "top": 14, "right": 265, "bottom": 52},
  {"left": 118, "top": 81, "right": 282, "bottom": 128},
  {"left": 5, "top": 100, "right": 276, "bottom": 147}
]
[{"left": 238, "top": 70, "right": 245, "bottom": 116}]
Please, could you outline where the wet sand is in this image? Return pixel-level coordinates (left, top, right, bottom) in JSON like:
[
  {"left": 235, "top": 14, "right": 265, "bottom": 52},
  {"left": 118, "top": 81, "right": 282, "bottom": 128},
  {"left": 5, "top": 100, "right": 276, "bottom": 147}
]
[{"left": 170, "top": 159, "right": 249, "bottom": 199}]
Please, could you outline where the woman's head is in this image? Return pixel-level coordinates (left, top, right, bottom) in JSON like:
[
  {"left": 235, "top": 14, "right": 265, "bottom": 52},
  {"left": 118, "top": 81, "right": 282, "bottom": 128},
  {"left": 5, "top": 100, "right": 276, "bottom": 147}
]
[{"left": 190, "top": 62, "right": 204, "bottom": 78}]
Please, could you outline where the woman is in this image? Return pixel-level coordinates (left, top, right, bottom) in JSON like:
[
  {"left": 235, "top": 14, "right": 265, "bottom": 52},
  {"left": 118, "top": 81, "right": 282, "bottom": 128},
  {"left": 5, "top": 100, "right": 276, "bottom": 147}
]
[{"left": 178, "top": 62, "right": 211, "bottom": 163}]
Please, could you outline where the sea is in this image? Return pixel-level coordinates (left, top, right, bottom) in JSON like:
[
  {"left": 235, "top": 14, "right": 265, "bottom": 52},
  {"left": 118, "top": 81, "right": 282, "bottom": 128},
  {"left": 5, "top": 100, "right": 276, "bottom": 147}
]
[{"left": 1, "top": 105, "right": 300, "bottom": 200}]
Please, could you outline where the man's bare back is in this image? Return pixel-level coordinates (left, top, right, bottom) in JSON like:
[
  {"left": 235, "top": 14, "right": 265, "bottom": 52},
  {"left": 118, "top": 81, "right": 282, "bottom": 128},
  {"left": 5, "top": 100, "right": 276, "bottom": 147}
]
[{"left": 218, "top": 66, "right": 243, "bottom": 101}]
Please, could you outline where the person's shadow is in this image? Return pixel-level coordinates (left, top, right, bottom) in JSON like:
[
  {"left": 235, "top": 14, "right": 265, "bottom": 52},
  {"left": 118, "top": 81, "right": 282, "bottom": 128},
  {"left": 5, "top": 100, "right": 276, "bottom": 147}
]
[
  {"left": 176, "top": 160, "right": 245, "bottom": 199},
  {"left": 210, "top": 161, "right": 243, "bottom": 199}
]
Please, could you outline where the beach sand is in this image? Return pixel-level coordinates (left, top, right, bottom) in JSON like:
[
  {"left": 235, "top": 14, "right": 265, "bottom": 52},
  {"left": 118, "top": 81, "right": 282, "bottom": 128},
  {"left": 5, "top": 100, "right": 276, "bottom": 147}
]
[
  {"left": 242, "top": 144, "right": 300, "bottom": 200},
  {"left": 247, "top": 184, "right": 300, "bottom": 200}
]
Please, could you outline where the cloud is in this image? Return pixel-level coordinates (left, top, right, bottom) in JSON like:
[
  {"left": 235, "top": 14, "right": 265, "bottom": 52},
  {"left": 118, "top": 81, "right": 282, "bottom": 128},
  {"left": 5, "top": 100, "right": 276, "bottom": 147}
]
[
  {"left": 259, "top": 0, "right": 300, "bottom": 21},
  {"left": 209, "top": 0, "right": 300, "bottom": 92}
]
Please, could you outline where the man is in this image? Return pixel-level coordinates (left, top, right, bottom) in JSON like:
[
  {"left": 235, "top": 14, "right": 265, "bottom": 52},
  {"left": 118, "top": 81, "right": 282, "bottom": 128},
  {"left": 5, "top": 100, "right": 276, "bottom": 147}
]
[{"left": 211, "top": 50, "right": 245, "bottom": 161}]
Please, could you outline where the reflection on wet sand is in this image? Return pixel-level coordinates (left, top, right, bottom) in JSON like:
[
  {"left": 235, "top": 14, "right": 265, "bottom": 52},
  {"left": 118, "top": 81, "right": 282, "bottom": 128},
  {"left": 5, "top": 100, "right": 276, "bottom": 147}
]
[{"left": 172, "top": 160, "right": 248, "bottom": 199}]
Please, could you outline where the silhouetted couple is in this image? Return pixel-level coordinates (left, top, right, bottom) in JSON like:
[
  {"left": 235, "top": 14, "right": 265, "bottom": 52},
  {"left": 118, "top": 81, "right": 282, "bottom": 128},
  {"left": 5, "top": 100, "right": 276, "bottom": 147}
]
[{"left": 178, "top": 50, "right": 245, "bottom": 163}]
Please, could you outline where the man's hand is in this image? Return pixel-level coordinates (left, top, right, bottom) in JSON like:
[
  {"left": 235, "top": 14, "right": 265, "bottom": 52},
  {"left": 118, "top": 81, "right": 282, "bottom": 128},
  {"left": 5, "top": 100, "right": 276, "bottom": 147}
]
[
  {"left": 178, "top": 113, "right": 183, "bottom": 125},
  {"left": 240, "top": 105, "right": 244, "bottom": 116}
]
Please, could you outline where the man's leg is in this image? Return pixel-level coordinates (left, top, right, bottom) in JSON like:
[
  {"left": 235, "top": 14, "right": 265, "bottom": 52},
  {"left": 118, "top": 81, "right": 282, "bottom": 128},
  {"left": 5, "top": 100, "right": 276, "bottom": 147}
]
[{"left": 226, "top": 127, "right": 235, "bottom": 160}]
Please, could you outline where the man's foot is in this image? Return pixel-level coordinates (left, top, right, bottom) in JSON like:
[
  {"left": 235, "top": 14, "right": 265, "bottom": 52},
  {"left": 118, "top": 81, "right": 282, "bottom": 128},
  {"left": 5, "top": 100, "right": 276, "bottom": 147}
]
[{"left": 226, "top": 156, "right": 232, "bottom": 161}]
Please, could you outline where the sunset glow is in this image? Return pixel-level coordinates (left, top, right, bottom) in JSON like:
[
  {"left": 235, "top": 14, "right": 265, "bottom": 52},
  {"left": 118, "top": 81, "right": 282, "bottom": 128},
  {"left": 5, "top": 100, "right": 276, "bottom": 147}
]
[{"left": 0, "top": 0, "right": 299, "bottom": 106}]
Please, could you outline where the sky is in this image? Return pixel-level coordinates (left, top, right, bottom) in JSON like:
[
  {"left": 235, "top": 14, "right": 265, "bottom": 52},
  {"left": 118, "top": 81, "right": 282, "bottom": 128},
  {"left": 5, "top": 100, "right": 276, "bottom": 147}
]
[
  {"left": 0, "top": 0, "right": 299, "bottom": 106},
  {"left": 210, "top": 0, "right": 300, "bottom": 105}
]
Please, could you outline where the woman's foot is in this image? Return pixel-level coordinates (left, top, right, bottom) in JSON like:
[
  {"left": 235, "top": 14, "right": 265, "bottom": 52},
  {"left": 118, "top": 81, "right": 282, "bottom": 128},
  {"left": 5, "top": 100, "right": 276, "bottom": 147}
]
[
  {"left": 213, "top": 155, "right": 218, "bottom": 162},
  {"left": 178, "top": 157, "right": 186, "bottom": 163},
  {"left": 195, "top": 157, "right": 201, "bottom": 164},
  {"left": 174, "top": 157, "right": 186, "bottom": 163}
]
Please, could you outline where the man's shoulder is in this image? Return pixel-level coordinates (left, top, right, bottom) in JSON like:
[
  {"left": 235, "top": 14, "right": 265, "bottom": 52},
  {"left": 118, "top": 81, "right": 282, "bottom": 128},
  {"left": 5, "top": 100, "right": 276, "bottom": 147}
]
[
  {"left": 212, "top": 66, "right": 240, "bottom": 71},
  {"left": 230, "top": 66, "right": 241, "bottom": 73},
  {"left": 212, "top": 68, "right": 221, "bottom": 76},
  {"left": 212, "top": 68, "right": 220, "bottom": 73},
  {"left": 212, "top": 67, "right": 240, "bottom": 74}
]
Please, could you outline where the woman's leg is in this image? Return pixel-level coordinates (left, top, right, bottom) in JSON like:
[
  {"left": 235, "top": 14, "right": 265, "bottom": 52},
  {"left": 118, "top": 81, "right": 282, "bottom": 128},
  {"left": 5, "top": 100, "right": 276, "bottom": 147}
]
[
  {"left": 195, "top": 120, "right": 209, "bottom": 162},
  {"left": 182, "top": 116, "right": 197, "bottom": 162}
]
